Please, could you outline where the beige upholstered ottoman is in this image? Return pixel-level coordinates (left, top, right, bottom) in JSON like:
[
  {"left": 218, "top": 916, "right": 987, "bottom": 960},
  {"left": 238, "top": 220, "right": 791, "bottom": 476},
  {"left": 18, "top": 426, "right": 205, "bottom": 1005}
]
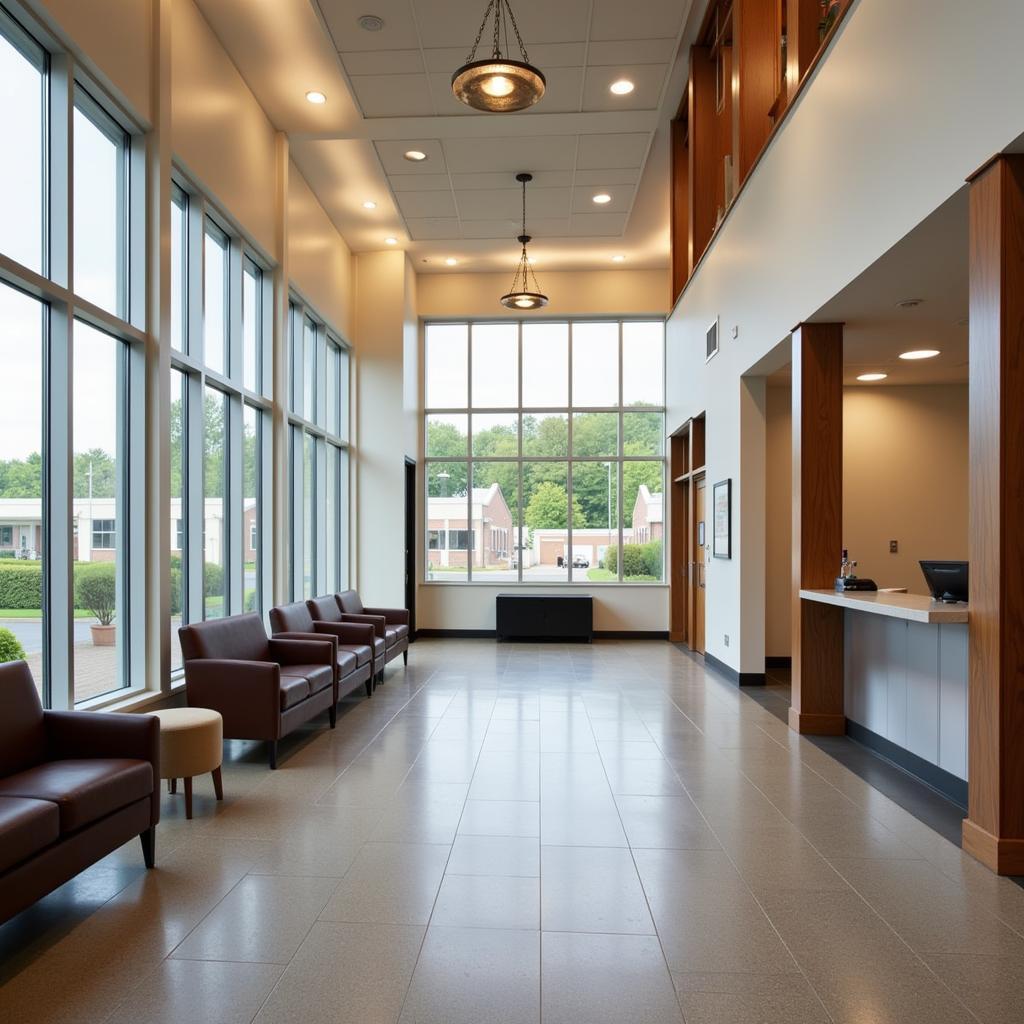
[{"left": 152, "top": 708, "right": 223, "bottom": 819}]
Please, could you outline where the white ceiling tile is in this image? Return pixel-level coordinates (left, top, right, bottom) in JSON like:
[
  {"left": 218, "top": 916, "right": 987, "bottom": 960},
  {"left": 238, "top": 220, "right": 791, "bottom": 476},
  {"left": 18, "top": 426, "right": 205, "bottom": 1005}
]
[
  {"left": 456, "top": 186, "right": 570, "bottom": 220},
  {"left": 575, "top": 132, "right": 651, "bottom": 169},
  {"left": 573, "top": 168, "right": 640, "bottom": 187},
  {"left": 349, "top": 73, "right": 436, "bottom": 117},
  {"left": 450, "top": 170, "right": 574, "bottom": 190},
  {"left": 389, "top": 173, "right": 453, "bottom": 192},
  {"left": 340, "top": 49, "right": 425, "bottom": 76},
  {"left": 587, "top": 38, "right": 677, "bottom": 66},
  {"left": 443, "top": 135, "right": 577, "bottom": 173},
  {"left": 589, "top": 0, "right": 686, "bottom": 42},
  {"left": 413, "top": 0, "right": 591, "bottom": 50},
  {"left": 460, "top": 219, "right": 520, "bottom": 239},
  {"left": 318, "top": 0, "right": 421, "bottom": 51},
  {"left": 572, "top": 186, "right": 632, "bottom": 214},
  {"left": 406, "top": 217, "right": 462, "bottom": 240},
  {"left": 374, "top": 139, "right": 447, "bottom": 174},
  {"left": 396, "top": 190, "right": 458, "bottom": 219},
  {"left": 582, "top": 64, "right": 668, "bottom": 113},
  {"left": 570, "top": 211, "right": 629, "bottom": 236},
  {"left": 421, "top": 41, "right": 586, "bottom": 73}
]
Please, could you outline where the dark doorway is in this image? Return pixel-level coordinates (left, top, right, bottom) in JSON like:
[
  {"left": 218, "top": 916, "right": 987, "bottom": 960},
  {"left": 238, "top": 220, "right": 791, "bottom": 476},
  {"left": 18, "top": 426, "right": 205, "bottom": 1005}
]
[{"left": 404, "top": 457, "right": 416, "bottom": 638}]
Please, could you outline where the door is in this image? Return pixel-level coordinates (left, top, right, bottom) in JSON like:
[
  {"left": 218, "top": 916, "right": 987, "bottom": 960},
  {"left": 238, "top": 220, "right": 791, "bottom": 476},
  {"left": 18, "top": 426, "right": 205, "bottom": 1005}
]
[
  {"left": 693, "top": 474, "right": 706, "bottom": 654},
  {"left": 404, "top": 458, "right": 416, "bottom": 638}
]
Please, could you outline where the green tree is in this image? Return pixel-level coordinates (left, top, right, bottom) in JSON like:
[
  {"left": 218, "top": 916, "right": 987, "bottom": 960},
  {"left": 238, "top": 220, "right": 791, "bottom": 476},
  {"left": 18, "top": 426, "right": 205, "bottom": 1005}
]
[
  {"left": 72, "top": 449, "right": 117, "bottom": 498},
  {"left": 525, "top": 481, "right": 583, "bottom": 530},
  {"left": 0, "top": 452, "right": 44, "bottom": 498}
]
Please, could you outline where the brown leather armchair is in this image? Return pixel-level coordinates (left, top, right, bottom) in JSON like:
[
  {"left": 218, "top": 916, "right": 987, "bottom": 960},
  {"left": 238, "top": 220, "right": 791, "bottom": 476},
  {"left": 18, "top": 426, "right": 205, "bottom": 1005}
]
[
  {"left": 269, "top": 601, "right": 375, "bottom": 699},
  {"left": 307, "top": 594, "right": 388, "bottom": 685},
  {"left": 179, "top": 614, "right": 335, "bottom": 769},
  {"left": 0, "top": 661, "right": 160, "bottom": 925},
  {"left": 335, "top": 590, "right": 410, "bottom": 677}
]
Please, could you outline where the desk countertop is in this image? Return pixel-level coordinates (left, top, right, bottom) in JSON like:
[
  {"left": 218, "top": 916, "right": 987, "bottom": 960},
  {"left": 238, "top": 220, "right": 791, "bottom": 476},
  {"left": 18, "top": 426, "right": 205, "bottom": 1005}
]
[{"left": 799, "top": 589, "right": 969, "bottom": 624}]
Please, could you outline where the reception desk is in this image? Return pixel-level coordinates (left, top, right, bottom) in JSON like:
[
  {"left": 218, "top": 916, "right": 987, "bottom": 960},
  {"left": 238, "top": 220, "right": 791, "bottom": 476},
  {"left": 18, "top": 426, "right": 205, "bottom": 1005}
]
[{"left": 800, "top": 589, "right": 968, "bottom": 800}]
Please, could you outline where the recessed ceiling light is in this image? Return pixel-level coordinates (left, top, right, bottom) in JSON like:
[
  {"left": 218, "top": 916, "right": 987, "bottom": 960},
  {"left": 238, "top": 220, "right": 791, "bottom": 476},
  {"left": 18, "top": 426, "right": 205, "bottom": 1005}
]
[
  {"left": 896, "top": 298, "right": 923, "bottom": 309},
  {"left": 404, "top": 149, "right": 428, "bottom": 162},
  {"left": 592, "top": 193, "right": 612, "bottom": 205},
  {"left": 610, "top": 79, "right": 635, "bottom": 95},
  {"left": 362, "top": 200, "right": 377, "bottom": 210},
  {"left": 899, "top": 349, "right": 940, "bottom": 360},
  {"left": 611, "top": 254, "right": 626, "bottom": 263},
  {"left": 358, "top": 14, "right": 384, "bottom": 31},
  {"left": 305, "top": 90, "right": 327, "bottom": 105},
  {"left": 385, "top": 237, "right": 398, "bottom": 245},
  {"left": 856, "top": 372, "right": 888, "bottom": 382},
  {"left": 445, "top": 258, "right": 458, "bottom": 266}
]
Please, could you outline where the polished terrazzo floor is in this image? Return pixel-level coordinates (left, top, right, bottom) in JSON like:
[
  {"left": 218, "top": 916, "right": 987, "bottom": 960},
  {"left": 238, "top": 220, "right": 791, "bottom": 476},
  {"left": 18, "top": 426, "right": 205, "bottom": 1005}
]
[{"left": 3, "top": 639, "right": 1024, "bottom": 1024}]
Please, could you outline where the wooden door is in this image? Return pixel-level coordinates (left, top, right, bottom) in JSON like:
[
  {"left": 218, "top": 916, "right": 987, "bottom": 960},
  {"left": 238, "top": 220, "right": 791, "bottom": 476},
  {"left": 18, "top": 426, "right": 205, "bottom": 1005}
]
[{"left": 693, "top": 474, "right": 707, "bottom": 654}]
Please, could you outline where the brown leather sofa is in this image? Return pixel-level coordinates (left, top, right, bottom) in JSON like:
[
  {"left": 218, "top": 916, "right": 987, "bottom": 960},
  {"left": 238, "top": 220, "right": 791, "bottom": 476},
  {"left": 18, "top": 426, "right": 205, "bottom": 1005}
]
[
  {"left": 0, "top": 661, "right": 160, "bottom": 925},
  {"left": 269, "top": 601, "right": 375, "bottom": 698},
  {"left": 307, "top": 594, "right": 386, "bottom": 684},
  {"left": 179, "top": 614, "right": 335, "bottom": 769},
  {"left": 311, "top": 591, "right": 410, "bottom": 681}
]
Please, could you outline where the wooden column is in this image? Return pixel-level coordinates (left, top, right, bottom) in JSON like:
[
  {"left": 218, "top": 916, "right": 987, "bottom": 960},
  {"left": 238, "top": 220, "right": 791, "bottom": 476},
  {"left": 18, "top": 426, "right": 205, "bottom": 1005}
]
[
  {"left": 789, "top": 323, "right": 845, "bottom": 735},
  {"left": 962, "top": 155, "right": 1024, "bottom": 876}
]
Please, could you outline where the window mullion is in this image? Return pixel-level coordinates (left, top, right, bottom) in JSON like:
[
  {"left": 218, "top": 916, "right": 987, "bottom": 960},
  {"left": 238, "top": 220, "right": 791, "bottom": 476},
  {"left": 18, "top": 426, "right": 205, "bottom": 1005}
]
[{"left": 227, "top": 392, "right": 243, "bottom": 614}]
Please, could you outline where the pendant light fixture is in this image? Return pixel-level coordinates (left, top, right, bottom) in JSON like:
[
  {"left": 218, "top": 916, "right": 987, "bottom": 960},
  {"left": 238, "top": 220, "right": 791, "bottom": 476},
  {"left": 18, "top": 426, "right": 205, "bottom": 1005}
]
[
  {"left": 452, "top": 0, "right": 546, "bottom": 113},
  {"left": 501, "top": 173, "right": 548, "bottom": 311}
]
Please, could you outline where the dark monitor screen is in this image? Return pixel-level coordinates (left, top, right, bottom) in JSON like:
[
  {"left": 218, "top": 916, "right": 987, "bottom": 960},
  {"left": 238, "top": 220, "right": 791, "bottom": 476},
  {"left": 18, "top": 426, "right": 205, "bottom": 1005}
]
[{"left": 920, "top": 561, "right": 969, "bottom": 602}]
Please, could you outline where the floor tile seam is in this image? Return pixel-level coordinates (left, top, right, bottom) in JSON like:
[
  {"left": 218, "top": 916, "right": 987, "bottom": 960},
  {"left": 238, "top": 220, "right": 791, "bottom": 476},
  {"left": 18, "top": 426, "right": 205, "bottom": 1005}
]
[{"left": 164, "top": 952, "right": 293, "bottom": 966}]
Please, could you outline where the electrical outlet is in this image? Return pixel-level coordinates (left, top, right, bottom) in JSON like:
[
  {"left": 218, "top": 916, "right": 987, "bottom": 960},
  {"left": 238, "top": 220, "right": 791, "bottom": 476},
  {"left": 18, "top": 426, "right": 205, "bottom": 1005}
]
[
  {"left": 731, "top": 325, "right": 739, "bottom": 339},
  {"left": 889, "top": 540, "right": 899, "bottom": 553},
  {"left": 723, "top": 634, "right": 730, "bottom": 647}
]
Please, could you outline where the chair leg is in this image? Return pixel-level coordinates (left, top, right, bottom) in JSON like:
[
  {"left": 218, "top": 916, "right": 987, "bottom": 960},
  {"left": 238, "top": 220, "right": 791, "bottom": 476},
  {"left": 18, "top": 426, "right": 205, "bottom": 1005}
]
[
  {"left": 140, "top": 826, "right": 156, "bottom": 868},
  {"left": 403, "top": 649, "right": 408, "bottom": 666},
  {"left": 329, "top": 704, "right": 337, "bottom": 728},
  {"left": 268, "top": 740, "right": 278, "bottom": 770},
  {"left": 212, "top": 765, "right": 223, "bottom": 801},
  {"left": 184, "top": 777, "right": 193, "bottom": 820},
  {"left": 169, "top": 777, "right": 177, "bottom": 794},
  {"left": 364, "top": 676, "right": 373, "bottom": 698}
]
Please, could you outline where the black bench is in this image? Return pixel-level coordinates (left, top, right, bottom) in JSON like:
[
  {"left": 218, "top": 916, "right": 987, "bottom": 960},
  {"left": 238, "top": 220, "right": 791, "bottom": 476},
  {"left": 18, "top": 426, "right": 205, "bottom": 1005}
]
[{"left": 495, "top": 594, "right": 593, "bottom": 642}]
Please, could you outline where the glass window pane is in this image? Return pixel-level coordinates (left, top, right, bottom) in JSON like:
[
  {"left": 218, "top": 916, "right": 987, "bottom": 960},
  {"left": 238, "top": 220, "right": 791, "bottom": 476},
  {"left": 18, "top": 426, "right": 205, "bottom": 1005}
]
[
  {"left": 426, "top": 414, "right": 468, "bottom": 458},
  {"left": 572, "top": 462, "right": 619, "bottom": 581},
  {"left": 426, "top": 462, "right": 468, "bottom": 582},
  {"left": 521, "top": 463, "right": 569, "bottom": 582},
  {"left": 170, "top": 190, "right": 186, "bottom": 351},
  {"left": 74, "top": 102, "right": 125, "bottom": 316},
  {"left": 471, "top": 323, "right": 517, "bottom": 408},
  {"left": 203, "top": 387, "right": 227, "bottom": 618},
  {"left": 243, "top": 404, "right": 260, "bottom": 614},
  {"left": 288, "top": 304, "right": 300, "bottom": 413},
  {"left": 522, "top": 413, "right": 567, "bottom": 458},
  {"left": 170, "top": 368, "right": 186, "bottom": 671},
  {"left": 622, "top": 321, "right": 664, "bottom": 406},
  {"left": 572, "top": 322, "right": 618, "bottom": 407},
  {"left": 326, "top": 343, "right": 340, "bottom": 437},
  {"left": 522, "top": 322, "right": 568, "bottom": 408},
  {"left": 572, "top": 412, "right": 617, "bottom": 457},
  {"left": 339, "top": 348, "right": 350, "bottom": 442},
  {"left": 0, "top": 26, "right": 44, "bottom": 272},
  {"left": 623, "top": 411, "right": 664, "bottom": 456},
  {"left": 339, "top": 448, "right": 350, "bottom": 588},
  {"left": 303, "top": 433, "right": 315, "bottom": 598},
  {"left": 243, "top": 260, "right": 260, "bottom": 392},
  {"left": 73, "top": 321, "right": 125, "bottom": 702},
  {"left": 0, "top": 283, "right": 44, "bottom": 700},
  {"left": 472, "top": 413, "right": 518, "bottom": 457},
  {"left": 303, "top": 318, "right": 317, "bottom": 422},
  {"left": 203, "top": 228, "right": 228, "bottom": 375},
  {"left": 623, "top": 462, "right": 664, "bottom": 582},
  {"left": 326, "top": 443, "right": 339, "bottom": 594},
  {"left": 426, "top": 323, "right": 468, "bottom": 408},
  {"left": 471, "top": 463, "right": 518, "bottom": 582}
]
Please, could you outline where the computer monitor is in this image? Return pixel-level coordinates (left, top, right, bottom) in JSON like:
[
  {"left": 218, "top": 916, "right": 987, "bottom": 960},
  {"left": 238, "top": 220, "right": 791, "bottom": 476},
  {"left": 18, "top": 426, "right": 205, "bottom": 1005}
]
[{"left": 920, "top": 560, "right": 969, "bottom": 603}]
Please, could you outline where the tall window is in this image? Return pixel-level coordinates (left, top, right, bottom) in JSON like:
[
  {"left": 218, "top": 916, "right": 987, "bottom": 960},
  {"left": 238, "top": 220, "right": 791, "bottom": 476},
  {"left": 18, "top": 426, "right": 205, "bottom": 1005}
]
[
  {"left": 203, "top": 225, "right": 229, "bottom": 376},
  {"left": 170, "top": 187, "right": 187, "bottom": 351},
  {"left": 169, "top": 368, "right": 186, "bottom": 671},
  {"left": 203, "top": 386, "right": 228, "bottom": 618},
  {"left": 424, "top": 320, "right": 665, "bottom": 584},
  {"left": 243, "top": 403, "right": 261, "bottom": 612}
]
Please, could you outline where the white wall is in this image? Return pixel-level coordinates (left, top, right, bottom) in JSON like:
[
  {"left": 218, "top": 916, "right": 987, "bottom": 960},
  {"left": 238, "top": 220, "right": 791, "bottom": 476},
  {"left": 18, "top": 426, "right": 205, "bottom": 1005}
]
[{"left": 667, "top": 0, "right": 1024, "bottom": 673}]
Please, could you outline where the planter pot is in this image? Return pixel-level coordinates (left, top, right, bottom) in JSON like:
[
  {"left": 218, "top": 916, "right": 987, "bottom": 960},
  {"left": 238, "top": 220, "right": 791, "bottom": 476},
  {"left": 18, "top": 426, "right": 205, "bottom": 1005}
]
[{"left": 90, "top": 624, "right": 116, "bottom": 647}]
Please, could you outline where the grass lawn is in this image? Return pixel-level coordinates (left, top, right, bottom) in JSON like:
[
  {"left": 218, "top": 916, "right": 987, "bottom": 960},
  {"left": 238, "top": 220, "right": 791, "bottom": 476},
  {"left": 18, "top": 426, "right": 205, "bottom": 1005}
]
[
  {"left": 586, "top": 568, "right": 617, "bottom": 581},
  {"left": 0, "top": 609, "right": 94, "bottom": 618}
]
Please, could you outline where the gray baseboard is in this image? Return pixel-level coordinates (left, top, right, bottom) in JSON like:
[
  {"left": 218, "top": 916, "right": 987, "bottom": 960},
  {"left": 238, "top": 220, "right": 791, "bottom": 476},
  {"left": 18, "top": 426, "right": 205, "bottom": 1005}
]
[{"left": 704, "top": 651, "right": 766, "bottom": 687}]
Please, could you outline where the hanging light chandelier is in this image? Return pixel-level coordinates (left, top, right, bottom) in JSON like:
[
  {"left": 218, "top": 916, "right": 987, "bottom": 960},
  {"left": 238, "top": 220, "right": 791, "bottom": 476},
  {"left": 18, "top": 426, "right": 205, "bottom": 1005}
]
[
  {"left": 452, "top": 0, "right": 546, "bottom": 113},
  {"left": 501, "top": 173, "right": 548, "bottom": 311}
]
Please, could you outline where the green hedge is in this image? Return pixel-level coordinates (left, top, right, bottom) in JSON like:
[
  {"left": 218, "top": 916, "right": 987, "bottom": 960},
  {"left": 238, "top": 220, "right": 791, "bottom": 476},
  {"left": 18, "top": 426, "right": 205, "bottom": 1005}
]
[
  {"left": 0, "top": 563, "right": 43, "bottom": 609},
  {"left": 601, "top": 539, "right": 663, "bottom": 579}
]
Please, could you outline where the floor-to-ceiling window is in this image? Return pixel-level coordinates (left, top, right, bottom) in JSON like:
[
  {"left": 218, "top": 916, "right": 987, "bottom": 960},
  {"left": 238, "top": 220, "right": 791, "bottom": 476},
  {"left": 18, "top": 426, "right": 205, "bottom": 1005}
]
[
  {"left": 424, "top": 320, "right": 665, "bottom": 584},
  {"left": 0, "top": 9, "right": 144, "bottom": 707}
]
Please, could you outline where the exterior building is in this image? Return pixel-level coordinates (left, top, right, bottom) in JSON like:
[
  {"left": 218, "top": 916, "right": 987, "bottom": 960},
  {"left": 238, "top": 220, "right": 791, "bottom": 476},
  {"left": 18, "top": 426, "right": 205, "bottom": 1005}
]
[
  {"left": 632, "top": 485, "right": 663, "bottom": 544},
  {"left": 427, "top": 484, "right": 513, "bottom": 570}
]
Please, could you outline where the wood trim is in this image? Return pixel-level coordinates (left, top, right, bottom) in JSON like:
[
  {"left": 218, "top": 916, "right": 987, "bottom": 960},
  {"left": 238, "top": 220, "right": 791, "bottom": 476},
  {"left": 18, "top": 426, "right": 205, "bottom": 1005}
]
[
  {"left": 671, "top": 119, "right": 690, "bottom": 300},
  {"left": 962, "top": 154, "right": 1024, "bottom": 873},
  {"left": 735, "top": 0, "right": 778, "bottom": 185},
  {"left": 790, "top": 323, "right": 844, "bottom": 734},
  {"left": 688, "top": 46, "right": 718, "bottom": 273}
]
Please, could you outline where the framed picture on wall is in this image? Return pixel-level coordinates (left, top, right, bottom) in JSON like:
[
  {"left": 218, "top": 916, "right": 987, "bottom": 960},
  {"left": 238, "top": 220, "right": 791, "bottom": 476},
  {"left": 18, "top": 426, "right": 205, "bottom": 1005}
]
[{"left": 713, "top": 478, "right": 731, "bottom": 559}]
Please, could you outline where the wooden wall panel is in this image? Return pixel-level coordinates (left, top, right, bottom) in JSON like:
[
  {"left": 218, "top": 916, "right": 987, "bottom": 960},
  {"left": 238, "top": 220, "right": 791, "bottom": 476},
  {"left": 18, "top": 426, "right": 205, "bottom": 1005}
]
[
  {"left": 962, "top": 154, "right": 1024, "bottom": 875},
  {"left": 671, "top": 119, "right": 690, "bottom": 301},
  {"left": 789, "top": 322, "right": 845, "bottom": 735},
  {"left": 688, "top": 46, "right": 718, "bottom": 269},
  {"left": 735, "top": 0, "right": 778, "bottom": 184}
]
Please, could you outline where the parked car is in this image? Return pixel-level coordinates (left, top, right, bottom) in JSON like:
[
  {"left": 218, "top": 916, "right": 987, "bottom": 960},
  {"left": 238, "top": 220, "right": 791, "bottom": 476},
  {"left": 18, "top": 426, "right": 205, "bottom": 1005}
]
[{"left": 572, "top": 555, "right": 590, "bottom": 569}]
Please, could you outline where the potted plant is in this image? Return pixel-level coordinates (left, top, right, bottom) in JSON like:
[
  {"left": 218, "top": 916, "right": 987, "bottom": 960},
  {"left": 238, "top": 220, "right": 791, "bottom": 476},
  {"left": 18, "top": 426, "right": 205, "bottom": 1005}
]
[{"left": 75, "top": 564, "right": 117, "bottom": 646}]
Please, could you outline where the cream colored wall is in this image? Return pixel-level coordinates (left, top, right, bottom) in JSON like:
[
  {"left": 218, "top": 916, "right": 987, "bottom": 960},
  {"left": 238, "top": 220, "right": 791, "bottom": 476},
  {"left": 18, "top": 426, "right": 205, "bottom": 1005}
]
[
  {"left": 762, "top": 383, "right": 969, "bottom": 659},
  {"left": 417, "top": 269, "right": 670, "bottom": 319},
  {"left": 30, "top": 0, "right": 152, "bottom": 121},
  {"left": 171, "top": 0, "right": 278, "bottom": 257},
  {"left": 844, "top": 384, "right": 968, "bottom": 593},
  {"left": 287, "top": 162, "right": 354, "bottom": 341},
  {"left": 764, "top": 385, "right": 792, "bottom": 659}
]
